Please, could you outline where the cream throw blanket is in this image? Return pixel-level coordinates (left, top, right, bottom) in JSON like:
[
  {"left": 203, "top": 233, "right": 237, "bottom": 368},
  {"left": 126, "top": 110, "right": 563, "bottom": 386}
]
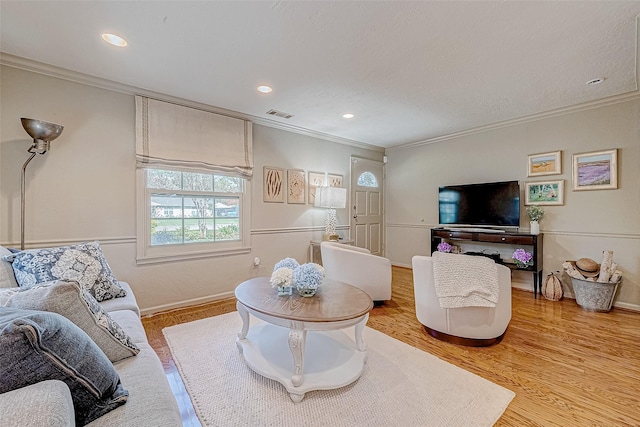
[{"left": 432, "top": 252, "right": 499, "bottom": 308}]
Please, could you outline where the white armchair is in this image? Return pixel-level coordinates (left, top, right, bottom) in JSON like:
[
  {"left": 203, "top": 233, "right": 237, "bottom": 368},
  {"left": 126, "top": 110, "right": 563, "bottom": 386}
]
[
  {"left": 412, "top": 255, "right": 511, "bottom": 346},
  {"left": 320, "top": 242, "right": 392, "bottom": 302}
]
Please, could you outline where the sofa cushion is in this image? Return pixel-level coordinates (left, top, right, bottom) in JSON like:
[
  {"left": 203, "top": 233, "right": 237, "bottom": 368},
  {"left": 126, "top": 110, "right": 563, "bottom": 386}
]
[
  {"left": 5, "top": 241, "right": 126, "bottom": 301},
  {"left": 0, "top": 380, "right": 75, "bottom": 427},
  {"left": 0, "top": 280, "right": 139, "bottom": 362},
  {"left": 99, "top": 282, "right": 140, "bottom": 317},
  {"left": 0, "top": 308, "right": 129, "bottom": 426},
  {"left": 0, "top": 245, "right": 19, "bottom": 289},
  {"left": 87, "top": 343, "right": 182, "bottom": 427}
]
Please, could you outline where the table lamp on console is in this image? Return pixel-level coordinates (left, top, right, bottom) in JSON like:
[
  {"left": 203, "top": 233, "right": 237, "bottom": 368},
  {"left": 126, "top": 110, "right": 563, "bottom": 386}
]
[{"left": 315, "top": 186, "right": 347, "bottom": 241}]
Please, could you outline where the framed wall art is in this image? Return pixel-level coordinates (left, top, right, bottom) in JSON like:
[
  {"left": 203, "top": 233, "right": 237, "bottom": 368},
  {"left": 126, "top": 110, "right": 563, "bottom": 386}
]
[
  {"left": 525, "top": 180, "right": 564, "bottom": 205},
  {"left": 307, "top": 171, "right": 325, "bottom": 205},
  {"left": 327, "top": 173, "right": 343, "bottom": 187},
  {"left": 263, "top": 166, "right": 284, "bottom": 203},
  {"left": 287, "top": 169, "right": 306, "bottom": 204},
  {"left": 572, "top": 149, "right": 618, "bottom": 191},
  {"left": 527, "top": 151, "right": 562, "bottom": 177}
]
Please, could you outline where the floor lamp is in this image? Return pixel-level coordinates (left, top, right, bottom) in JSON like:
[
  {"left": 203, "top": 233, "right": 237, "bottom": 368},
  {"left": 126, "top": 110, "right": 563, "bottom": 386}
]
[
  {"left": 20, "top": 118, "right": 64, "bottom": 250},
  {"left": 315, "top": 186, "right": 347, "bottom": 241}
]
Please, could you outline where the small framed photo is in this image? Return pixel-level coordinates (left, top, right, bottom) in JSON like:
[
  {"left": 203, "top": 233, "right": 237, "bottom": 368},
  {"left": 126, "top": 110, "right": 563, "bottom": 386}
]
[
  {"left": 327, "top": 173, "right": 343, "bottom": 187},
  {"left": 525, "top": 180, "right": 564, "bottom": 205},
  {"left": 307, "top": 171, "right": 325, "bottom": 205},
  {"left": 527, "top": 151, "right": 562, "bottom": 177},
  {"left": 263, "top": 166, "right": 284, "bottom": 203},
  {"left": 287, "top": 169, "right": 306, "bottom": 204},
  {"left": 572, "top": 149, "right": 618, "bottom": 191}
]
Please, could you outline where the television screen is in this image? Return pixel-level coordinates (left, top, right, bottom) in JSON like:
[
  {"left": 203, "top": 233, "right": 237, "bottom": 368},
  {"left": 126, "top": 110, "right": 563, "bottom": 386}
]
[{"left": 439, "top": 181, "right": 520, "bottom": 227}]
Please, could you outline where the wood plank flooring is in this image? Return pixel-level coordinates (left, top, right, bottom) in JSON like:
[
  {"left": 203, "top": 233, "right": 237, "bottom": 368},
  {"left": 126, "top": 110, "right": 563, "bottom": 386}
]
[{"left": 142, "top": 266, "right": 640, "bottom": 426}]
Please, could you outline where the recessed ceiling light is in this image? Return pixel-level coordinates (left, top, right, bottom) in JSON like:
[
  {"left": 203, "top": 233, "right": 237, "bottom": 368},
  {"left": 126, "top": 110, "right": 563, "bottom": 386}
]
[
  {"left": 586, "top": 78, "right": 605, "bottom": 85},
  {"left": 102, "top": 33, "right": 127, "bottom": 47},
  {"left": 342, "top": 113, "right": 355, "bottom": 119},
  {"left": 257, "top": 85, "right": 273, "bottom": 93}
]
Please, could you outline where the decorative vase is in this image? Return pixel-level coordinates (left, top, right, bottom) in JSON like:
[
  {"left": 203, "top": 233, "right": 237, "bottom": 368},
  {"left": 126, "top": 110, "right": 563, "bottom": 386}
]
[
  {"left": 530, "top": 221, "right": 540, "bottom": 235},
  {"left": 515, "top": 261, "right": 531, "bottom": 269},
  {"left": 276, "top": 285, "right": 293, "bottom": 296},
  {"left": 297, "top": 287, "right": 317, "bottom": 297}
]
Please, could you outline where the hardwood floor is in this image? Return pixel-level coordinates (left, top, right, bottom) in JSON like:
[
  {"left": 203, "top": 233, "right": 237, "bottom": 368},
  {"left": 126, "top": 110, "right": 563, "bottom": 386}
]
[{"left": 142, "top": 266, "right": 640, "bottom": 426}]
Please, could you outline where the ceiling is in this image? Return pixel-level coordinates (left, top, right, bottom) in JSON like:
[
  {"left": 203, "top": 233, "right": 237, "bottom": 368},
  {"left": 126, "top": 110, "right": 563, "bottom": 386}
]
[{"left": 1, "top": 1, "right": 639, "bottom": 149}]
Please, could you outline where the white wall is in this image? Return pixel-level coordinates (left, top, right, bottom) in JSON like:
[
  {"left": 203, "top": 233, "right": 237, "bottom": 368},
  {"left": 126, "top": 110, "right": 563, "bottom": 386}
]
[
  {"left": 385, "top": 98, "right": 640, "bottom": 310},
  {"left": 0, "top": 66, "right": 383, "bottom": 313}
]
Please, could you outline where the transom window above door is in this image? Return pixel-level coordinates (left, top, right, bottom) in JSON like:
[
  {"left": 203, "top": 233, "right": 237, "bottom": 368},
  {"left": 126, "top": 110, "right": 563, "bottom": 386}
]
[{"left": 357, "top": 172, "right": 379, "bottom": 187}]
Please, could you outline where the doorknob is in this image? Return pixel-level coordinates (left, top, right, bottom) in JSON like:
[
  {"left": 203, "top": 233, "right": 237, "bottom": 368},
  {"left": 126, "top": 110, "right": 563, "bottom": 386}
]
[{"left": 353, "top": 214, "right": 358, "bottom": 219}]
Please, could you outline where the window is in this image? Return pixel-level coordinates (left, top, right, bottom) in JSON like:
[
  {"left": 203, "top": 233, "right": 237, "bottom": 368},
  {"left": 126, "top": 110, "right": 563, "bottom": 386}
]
[
  {"left": 357, "top": 172, "right": 379, "bottom": 187},
  {"left": 137, "top": 168, "right": 250, "bottom": 263}
]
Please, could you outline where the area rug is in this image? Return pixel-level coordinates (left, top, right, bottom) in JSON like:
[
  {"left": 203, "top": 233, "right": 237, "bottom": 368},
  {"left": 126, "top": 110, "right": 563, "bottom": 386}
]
[{"left": 163, "top": 312, "right": 514, "bottom": 426}]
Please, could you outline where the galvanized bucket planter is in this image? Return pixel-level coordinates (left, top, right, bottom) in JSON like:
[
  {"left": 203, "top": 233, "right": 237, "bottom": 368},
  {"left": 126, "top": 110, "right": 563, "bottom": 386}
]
[{"left": 571, "top": 277, "right": 621, "bottom": 312}]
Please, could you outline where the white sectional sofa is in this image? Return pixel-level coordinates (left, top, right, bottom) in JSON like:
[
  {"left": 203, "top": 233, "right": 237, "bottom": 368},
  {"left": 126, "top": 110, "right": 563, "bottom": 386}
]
[{"left": 0, "top": 244, "right": 182, "bottom": 427}]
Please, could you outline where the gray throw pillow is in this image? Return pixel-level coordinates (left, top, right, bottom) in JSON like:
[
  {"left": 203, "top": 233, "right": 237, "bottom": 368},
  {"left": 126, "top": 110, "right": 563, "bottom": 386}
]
[
  {"left": 0, "top": 280, "right": 139, "bottom": 362},
  {"left": 5, "top": 241, "right": 126, "bottom": 301},
  {"left": 0, "top": 308, "right": 129, "bottom": 426}
]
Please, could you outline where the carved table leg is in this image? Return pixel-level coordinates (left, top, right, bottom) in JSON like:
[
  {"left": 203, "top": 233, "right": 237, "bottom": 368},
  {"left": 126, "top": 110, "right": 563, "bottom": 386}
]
[
  {"left": 236, "top": 302, "right": 250, "bottom": 351},
  {"left": 354, "top": 313, "right": 369, "bottom": 352},
  {"left": 288, "top": 321, "right": 307, "bottom": 388}
]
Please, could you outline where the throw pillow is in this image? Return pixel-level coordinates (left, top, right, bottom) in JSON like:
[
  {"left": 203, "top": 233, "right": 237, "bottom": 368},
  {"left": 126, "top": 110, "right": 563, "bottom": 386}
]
[
  {"left": 5, "top": 241, "right": 126, "bottom": 301},
  {"left": 0, "top": 245, "right": 19, "bottom": 289},
  {"left": 0, "top": 308, "right": 129, "bottom": 426},
  {"left": 0, "top": 280, "right": 139, "bottom": 362}
]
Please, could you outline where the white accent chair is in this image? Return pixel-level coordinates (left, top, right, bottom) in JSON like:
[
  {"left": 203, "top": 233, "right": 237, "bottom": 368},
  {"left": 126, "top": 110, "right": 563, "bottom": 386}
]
[
  {"left": 412, "top": 255, "right": 512, "bottom": 346},
  {"left": 320, "top": 242, "right": 392, "bottom": 302}
]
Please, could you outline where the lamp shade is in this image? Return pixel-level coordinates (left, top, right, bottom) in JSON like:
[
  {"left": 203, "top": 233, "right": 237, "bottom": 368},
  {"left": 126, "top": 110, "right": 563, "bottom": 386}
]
[
  {"left": 21, "top": 118, "right": 63, "bottom": 142},
  {"left": 315, "top": 186, "right": 347, "bottom": 209}
]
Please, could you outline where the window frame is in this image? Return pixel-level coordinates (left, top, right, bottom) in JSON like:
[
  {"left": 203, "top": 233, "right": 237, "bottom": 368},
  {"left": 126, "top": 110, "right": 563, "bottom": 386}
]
[{"left": 136, "top": 168, "right": 251, "bottom": 265}]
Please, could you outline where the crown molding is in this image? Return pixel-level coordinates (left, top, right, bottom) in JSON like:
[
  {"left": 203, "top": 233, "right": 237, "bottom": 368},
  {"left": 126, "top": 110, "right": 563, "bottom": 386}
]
[
  {"left": 388, "top": 90, "right": 640, "bottom": 152},
  {"left": 0, "top": 53, "right": 383, "bottom": 153}
]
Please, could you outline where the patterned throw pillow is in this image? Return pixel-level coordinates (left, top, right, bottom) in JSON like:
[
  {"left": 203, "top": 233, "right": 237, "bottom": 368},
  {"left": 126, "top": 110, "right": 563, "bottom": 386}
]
[
  {"left": 0, "top": 308, "right": 129, "bottom": 426},
  {"left": 6, "top": 241, "right": 126, "bottom": 301},
  {"left": 0, "top": 280, "right": 139, "bottom": 362}
]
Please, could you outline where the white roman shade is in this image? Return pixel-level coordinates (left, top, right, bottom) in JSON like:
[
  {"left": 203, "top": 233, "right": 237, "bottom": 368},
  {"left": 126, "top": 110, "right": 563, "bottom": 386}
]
[{"left": 135, "top": 96, "right": 253, "bottom": 177}]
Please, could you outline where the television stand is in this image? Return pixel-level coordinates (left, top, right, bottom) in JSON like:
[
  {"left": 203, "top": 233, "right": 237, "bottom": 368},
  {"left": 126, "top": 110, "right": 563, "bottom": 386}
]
[{"left": 431, "top": 228, "right": 543, "bottom": 298}]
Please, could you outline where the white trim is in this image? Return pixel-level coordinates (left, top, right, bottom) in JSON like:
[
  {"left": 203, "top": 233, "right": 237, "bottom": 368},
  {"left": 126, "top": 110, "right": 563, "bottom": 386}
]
[
  {"left": 0, "top": 54, "right": 383, "bottom": 153},
  {"left": 0, "top": 237, "right": 136, "bottom": 248},
  {"left": 386, "top": 91, "right": 640, "bottom": 151},
  {"left": 140, "top": 291, "right": 235, "bottom": 317},
  {"left": 251, "top": 225, "right": 350, "bottom": 236}
]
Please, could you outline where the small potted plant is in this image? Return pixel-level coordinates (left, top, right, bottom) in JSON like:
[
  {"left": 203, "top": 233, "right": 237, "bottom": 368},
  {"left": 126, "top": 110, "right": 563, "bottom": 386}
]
[
  {"left": 512, "top": 248, "right": 533, "bottom": 269},
  {"left": 526, "top": 205, "right": 544, "bottom": 235}
]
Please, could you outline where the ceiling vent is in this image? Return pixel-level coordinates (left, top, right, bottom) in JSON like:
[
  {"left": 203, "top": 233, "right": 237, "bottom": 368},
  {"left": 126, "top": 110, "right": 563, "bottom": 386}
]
[{"left": 266, "top": 109, "right": 294, "bottom": 119}]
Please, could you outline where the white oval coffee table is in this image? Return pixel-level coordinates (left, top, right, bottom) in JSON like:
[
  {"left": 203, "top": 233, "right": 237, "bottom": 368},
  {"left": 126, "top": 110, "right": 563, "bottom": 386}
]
[{"left": 235, "top": 276, "right": 373, "bottom": 402}]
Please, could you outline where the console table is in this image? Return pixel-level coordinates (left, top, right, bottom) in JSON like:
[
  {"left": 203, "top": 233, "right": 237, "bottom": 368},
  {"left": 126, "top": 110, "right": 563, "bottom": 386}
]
[
  {"left": 431, "top": 228, "right": 544, "bottom": 298},
  {"left": 309, "top": 239, "right": 354, "bottom": 265}
]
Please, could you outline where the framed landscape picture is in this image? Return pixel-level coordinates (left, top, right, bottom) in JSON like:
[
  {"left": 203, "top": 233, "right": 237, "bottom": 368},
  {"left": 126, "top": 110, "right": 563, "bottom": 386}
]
[
  {"left": 525, "top": 180, "right": 564, "bottom": 205},
  {"left": 573, "top": 149, "right": 618, "bottom": 191},
  {"left": 287, "top": 169, "right": 306, "bottom": 204},
  {"left": 263, "top": 166, "right": 284, "bottom": 203},
  {"left": 527, "top": 151, "right": 561, "bottom": 177}
]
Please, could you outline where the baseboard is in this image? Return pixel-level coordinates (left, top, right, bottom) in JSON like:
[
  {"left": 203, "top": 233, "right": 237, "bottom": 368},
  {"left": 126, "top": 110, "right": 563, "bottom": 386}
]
[{"left": 140, "top": 291, "right": 235, "bottom": 317}]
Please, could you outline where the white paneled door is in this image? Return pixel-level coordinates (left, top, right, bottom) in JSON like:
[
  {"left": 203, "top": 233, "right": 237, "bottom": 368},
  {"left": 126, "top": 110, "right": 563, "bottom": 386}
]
[{"left": 350, "top": 156, "right": 384, "bottom": 256}]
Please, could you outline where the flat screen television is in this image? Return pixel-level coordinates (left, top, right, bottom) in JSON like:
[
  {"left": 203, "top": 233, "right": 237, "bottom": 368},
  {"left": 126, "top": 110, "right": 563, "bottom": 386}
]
[{"left": 439, "top": 180, "right": 520, "bottom": 228}]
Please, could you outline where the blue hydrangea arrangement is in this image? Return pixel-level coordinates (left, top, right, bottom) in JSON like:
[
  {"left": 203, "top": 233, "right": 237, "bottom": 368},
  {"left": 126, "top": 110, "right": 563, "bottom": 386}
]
[
  {"left": 293, "top": 263, "right": 325, "bottom": 296},
  {"left": 274, "top": 257, "right": 300, "bottom": 272}
]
